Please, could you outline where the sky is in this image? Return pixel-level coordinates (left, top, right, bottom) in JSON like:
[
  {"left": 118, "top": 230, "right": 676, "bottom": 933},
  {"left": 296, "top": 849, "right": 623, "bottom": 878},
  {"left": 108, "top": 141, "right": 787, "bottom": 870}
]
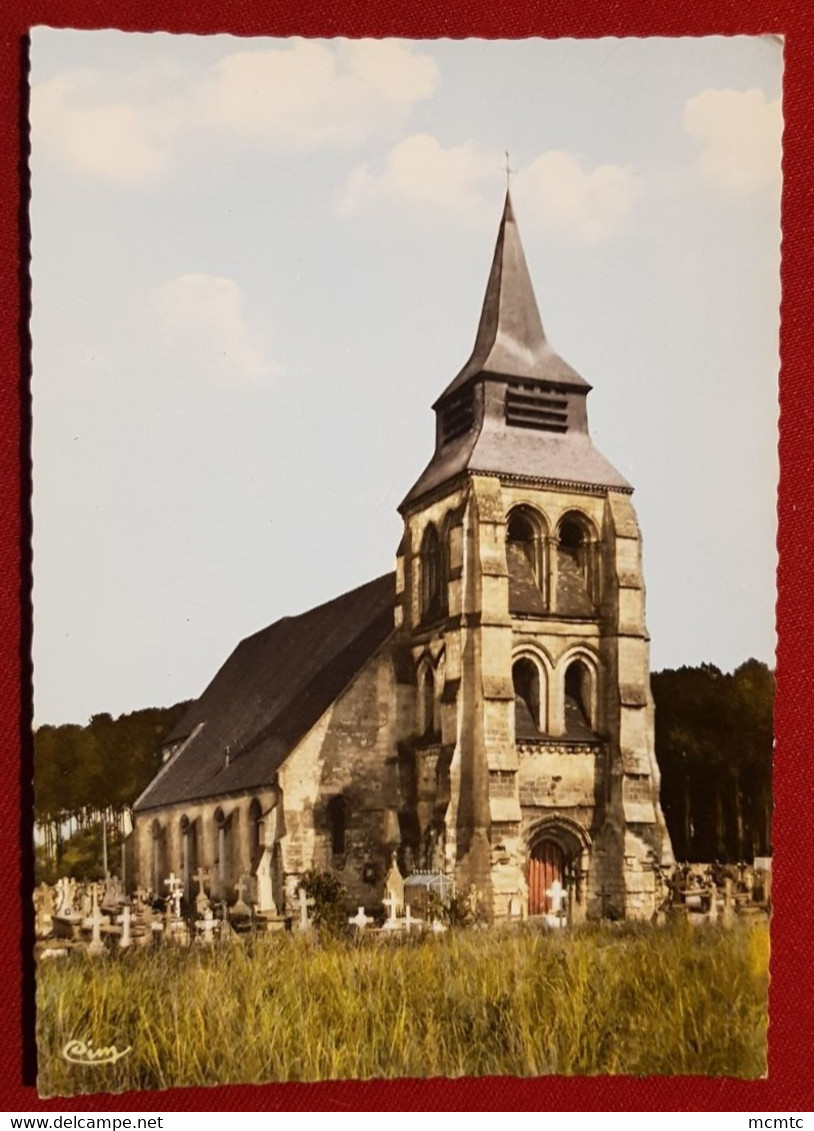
[{"left": 28, "top": 32, "right": 783, "bottom": 727}]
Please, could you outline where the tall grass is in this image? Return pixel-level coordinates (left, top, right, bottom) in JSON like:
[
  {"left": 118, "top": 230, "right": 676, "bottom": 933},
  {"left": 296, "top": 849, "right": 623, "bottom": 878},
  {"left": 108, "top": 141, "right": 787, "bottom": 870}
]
[{"left": 37, "top": 921, "right": 768, "bottom": 1096}]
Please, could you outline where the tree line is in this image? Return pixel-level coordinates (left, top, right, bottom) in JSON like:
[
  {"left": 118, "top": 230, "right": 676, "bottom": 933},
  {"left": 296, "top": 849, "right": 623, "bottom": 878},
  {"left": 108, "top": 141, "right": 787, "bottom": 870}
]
[
  {"left": 652, "top": 659, "right": 773, "bottom": 862},
  {"left": 34, "top": 702, "right": 190, "bottom": 880},
  {"left": 33, "top": 659, "right": 773, "bottom": 880}
]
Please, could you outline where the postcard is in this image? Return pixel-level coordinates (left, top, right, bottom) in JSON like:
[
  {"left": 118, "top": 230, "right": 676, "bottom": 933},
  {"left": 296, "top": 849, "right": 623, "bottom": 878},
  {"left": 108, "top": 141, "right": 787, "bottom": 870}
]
[{"left": 27, "top": 30, "right": 781, "bottom": 1102}]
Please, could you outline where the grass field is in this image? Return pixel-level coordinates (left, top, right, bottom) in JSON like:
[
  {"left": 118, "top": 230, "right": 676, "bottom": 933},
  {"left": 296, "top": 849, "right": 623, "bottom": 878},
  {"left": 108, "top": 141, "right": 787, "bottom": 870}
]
[{"left": 36, "top": 921, "right": 769, "bottom": 1096}]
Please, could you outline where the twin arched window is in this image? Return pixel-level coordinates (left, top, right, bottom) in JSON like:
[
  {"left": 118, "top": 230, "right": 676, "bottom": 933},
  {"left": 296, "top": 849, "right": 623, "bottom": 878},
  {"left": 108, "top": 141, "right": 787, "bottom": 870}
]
[
  {"left": 512, "top": 654, "right": 597, "bottom": 739},
  {"left": 506, "top": 505, "right": 599, "bottom": 617}
]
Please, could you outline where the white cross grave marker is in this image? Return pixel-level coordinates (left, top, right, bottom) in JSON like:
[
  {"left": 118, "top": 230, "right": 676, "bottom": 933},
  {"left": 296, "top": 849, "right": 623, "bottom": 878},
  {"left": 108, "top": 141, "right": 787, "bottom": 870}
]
[
  {"left": 165, "top": 872, "right": 183, "bottom": 919},
  {"left": 117, "top": 904, "right": 132, "bottom": 950},
  {"left": 546, "top": 880, "right": 566, "bottom": 916},
  {"left": 196, "top": 907, "right": 218, "bottom": 944},
  {"left": 348, "top": 906, "right": 373, "bottom": 931},
  {"left": 382, "top": 893, "right": 401, "bottom": 931},
  {"left": 297, "top": 888, "right": 315, "bottom": 931},
  {"left": 193, "top": 868, "right": 210, "bottom": 913}
]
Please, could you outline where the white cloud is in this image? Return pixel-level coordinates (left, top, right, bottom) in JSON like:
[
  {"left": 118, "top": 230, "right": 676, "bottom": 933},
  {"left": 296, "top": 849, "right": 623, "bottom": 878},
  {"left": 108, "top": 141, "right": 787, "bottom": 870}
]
[
  {"left": 30, "top": 70, "right": 173, "bottom": 183},
  {"left": 151, "top": 273, "right": 277, "bottom": 381},
  {"left": 683, "top": 88, "right": 782, "bottom": 194},
  {"left": 339, "top": 134, "right": 499, "bottom": 221},
  {"left": 513, "top": 151, "right": 642, "bottom": 244},
  {"left": 31, "top": 40, "right": 438, "bottom": 181},
  {"left": 341, "top": 136, "right": 642, "bottom": 242},
  {"left": 205, "top": 40, "right": 438, "bottom": 150}
]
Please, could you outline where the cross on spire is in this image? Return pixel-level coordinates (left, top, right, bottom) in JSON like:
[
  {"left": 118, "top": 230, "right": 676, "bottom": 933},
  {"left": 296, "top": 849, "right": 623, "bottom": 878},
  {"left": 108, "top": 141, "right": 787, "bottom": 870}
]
[{"left": 504, "top": 150, "right": 515, "bottom": 190}]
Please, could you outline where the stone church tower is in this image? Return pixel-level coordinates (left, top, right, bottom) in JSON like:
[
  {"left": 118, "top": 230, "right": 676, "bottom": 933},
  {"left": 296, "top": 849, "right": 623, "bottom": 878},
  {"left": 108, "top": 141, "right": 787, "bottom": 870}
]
[
  {"left": 394, "top": 192, "right": 672, "bottom": 921},
  {"left": 133, "top": 191, "right": 672, "bottom": 925}
]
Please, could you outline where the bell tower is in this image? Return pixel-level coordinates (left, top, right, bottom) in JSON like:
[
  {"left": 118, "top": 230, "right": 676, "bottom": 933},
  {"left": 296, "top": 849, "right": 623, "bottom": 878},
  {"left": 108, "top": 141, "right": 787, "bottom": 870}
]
[{"left": 394, "top": 192, "right": 672, "bottom": 921}]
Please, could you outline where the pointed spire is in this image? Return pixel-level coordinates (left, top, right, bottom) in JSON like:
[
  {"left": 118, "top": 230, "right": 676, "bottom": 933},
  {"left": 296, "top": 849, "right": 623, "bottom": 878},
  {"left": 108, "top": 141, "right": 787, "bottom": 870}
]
[{"left": 437, "top": 192, "right": 588, "bottom": 402}]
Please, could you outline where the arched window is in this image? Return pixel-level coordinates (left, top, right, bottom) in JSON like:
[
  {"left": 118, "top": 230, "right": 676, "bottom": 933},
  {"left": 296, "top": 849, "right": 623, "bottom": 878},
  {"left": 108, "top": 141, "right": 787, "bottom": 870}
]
[
  {"left": 327, "top": 795, "right": 348, "bottom": 856},
  {"left": 249, "top": 798, "right": 263, "bottom": 868},
  {"left": 420, "top": 523, "right": 445, "bottom": 622},
  {"left": 214, "top": 806, "right": 234, "bottom": 900},
  {"left": 556, "top": 512, "right": 597, "bottom": 615},
  {"left": 513, "top": 657, "right": 543, "bottom": 737},
  {"left": 179, "top": 813, "right": 198, "bottom": 902},
  {"left": 151, "top": 819, "right": 165, "bottom": 896},
  {"left": 419, "top": 663, "right": 436, "bottom": 737},
  {"left": 564, "top": 660, "right": 594, "bottom": 737},
  {"left": 506, "top": 506, "right": 547, "bottom": 613}
]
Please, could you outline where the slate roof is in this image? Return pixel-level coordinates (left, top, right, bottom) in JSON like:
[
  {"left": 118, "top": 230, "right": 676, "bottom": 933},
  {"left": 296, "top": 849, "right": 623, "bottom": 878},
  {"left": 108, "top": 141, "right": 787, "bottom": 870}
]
[
  {"left": 438, "top": 192, "right": 589, "bottom": 400},
  {"left": 403, "top": 419, "right": 631, "bottom": 507},
  {"left": 402, "top": 194, "right": 630, "bottom": 510},
  {"left": 135, "top": 573, "right": 395, "bottom": 812}
]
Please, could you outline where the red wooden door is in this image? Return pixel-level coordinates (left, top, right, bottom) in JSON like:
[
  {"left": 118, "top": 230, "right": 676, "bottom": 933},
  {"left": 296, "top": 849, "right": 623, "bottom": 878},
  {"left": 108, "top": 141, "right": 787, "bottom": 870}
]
[{"left": 528, "top": 840, "right": 565, "bottom": 915}]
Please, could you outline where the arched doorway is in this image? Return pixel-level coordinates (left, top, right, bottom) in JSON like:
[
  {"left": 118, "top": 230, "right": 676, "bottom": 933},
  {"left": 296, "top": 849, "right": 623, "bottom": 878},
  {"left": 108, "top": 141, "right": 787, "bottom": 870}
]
[
  {"left": 527, "top": 818, "right": 592, "bottom": 919},
  {"left": 528, "top": 839, "right": 566, "bottom": 916}
]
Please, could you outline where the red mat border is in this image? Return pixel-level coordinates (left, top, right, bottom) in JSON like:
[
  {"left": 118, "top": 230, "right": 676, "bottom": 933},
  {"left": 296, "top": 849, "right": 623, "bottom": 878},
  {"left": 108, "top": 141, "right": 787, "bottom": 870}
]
[{"left": 2, "top": 0, "right": 811, "bottom": 1112}]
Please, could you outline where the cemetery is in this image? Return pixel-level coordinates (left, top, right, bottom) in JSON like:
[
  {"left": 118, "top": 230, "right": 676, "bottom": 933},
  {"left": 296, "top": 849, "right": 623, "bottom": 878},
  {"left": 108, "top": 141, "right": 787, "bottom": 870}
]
[
  {"left": 34, "top": 850, "right": 770, "bottom": 1093},
  {"left": 33, "top": 851, "right": 772, "bottom": 958}
]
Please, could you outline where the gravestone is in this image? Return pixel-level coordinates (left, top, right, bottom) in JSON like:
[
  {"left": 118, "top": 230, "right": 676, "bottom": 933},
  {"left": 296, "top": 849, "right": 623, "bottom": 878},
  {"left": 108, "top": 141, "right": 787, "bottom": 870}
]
[
  {"left": 707, "top": 882, "right": 718, "bottom": 923},
  {"left": 193, "top": 867, "right": 211, "bottom": 915},
  {"left": 196, "top": 907, "right": 218, "bottom": 945},
  {"left": 722, "top": 877, "right": 735, "bottom": 928},
  {"left": 87, "top": 883, "right": 105, "bottom": 958},
  {"left": 381, "top": 893, "right": 401, "bottom": 932},
  {"left": 164, "top": 872, "right": 184, "bottom": 921},
  {"left": 101, "top": 877, "right": 122, "bottom": 914},
  {"left": 383, "top": 852, "right": 405, "bottom": 916},
  {"left": 348, "top": 906, "right": 374, "bottom": 931},
  {"left": 296, "top": 888, "right": 315, "bottom": 932},
  {"left": 230, "top": 874, "right": 252, "bottom": 919},
  {"left": 117, "top": 904, "right": 132, "bottom": 950},
  {"left": 544, "top": 880, "right": 567, "bottom": 929}
]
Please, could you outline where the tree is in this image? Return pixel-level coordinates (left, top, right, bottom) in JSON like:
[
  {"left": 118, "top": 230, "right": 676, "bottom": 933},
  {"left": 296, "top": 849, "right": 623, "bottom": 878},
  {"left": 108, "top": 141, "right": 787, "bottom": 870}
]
[{"left": 652, "top": 661, "right": 774, "bottom": 863}]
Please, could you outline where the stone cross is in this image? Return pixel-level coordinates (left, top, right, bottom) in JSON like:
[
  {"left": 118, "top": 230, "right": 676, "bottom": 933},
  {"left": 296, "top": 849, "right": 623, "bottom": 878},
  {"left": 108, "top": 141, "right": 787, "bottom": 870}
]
[
  {"left": 381, "top": 893, "right": 401, "bottom": 930},
  {"left": 546, "top": 880, "right": 567, "bottom": 917},
  {"left": 193, "top": 868, "right": 210, "bottom": 912},
  {"left": 87, "top": 883, "right": 105, "bottom": 957},
  {"left": 196, "top": 908, "right": 217, "bottom": 944},
  {"left": 297, "top": 888, "right": 315, "bottom": 931},
  {"left": 117, "top": 904, "right": 132, "bottom": 950},
  {"left": 348, "top": 906, "right": 373, "bottom": 931},
  {"left": 165, "top": 872, "right": 183, "bottom": 919}
]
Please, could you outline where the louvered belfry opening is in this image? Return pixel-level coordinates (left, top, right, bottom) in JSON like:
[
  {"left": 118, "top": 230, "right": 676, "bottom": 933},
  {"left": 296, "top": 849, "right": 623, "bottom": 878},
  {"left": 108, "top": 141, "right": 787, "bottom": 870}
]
[
  {"left": 439, "top": 386, "right": 475, "bottom": 445},
  {"left": 506, "top": 381, "right": 569, "bottom": 433}
]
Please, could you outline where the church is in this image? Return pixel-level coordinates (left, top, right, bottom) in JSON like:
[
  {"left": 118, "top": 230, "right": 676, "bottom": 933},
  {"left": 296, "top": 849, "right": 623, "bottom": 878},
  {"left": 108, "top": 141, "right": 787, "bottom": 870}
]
[{"left": 132, "top": 192, "right": 673, "bottom": 922}]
